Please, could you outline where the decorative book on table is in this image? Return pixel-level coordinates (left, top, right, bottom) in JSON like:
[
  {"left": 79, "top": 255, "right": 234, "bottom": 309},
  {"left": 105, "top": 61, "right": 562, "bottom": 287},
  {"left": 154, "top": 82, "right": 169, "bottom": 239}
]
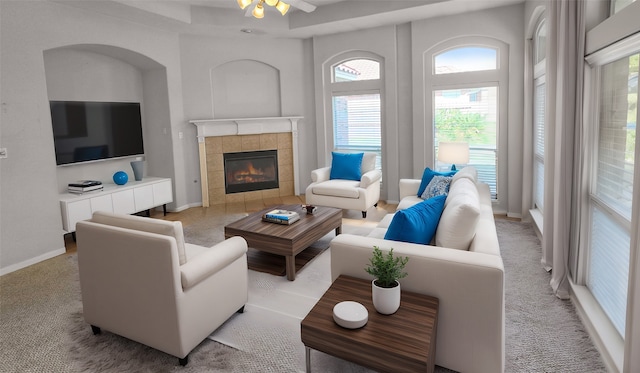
[
  {"left": 68, "top": 180, "right": 102, "bottom": 188},
  {"left": 262, "top": 209, "right": 300, "bottom": 225}
]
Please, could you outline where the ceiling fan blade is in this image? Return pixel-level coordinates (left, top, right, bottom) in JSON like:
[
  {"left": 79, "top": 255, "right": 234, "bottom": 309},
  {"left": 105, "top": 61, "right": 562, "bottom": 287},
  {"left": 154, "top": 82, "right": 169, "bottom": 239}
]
[{"left": 287, "top": 0, "right": 316, "bottom": 13}]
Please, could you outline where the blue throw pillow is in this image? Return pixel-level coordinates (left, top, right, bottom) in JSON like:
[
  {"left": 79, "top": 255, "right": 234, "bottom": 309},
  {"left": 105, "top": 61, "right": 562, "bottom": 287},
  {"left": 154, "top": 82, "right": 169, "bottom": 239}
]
[
  {"left": 384, "top": 195, "right": 447, "bottom": 245},
  {"left": 417, "top": 167, "right": 457, "bottom": 197},
  {"left": 330, "top": 152, "right": 364, "bottom": 181}
]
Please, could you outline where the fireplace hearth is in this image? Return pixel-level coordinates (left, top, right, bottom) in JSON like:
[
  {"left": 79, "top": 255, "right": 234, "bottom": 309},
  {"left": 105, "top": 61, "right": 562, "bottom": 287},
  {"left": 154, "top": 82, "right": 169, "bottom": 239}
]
[{"left": 224, "top": 150, "right": 279, "bottom": 194}]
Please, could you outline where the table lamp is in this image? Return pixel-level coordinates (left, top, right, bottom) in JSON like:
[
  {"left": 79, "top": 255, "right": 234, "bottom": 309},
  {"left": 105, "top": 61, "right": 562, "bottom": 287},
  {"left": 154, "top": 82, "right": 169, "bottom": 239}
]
[{"left": 438, "top": 141, "right": 469, "bottom": 170}]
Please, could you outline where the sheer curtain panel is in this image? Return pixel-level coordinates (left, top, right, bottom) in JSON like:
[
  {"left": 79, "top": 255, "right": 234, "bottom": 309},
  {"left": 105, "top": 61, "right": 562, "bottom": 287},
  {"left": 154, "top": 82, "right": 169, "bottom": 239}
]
[{"left": 542, "top": 0, "right": 586, "bottom": 298}]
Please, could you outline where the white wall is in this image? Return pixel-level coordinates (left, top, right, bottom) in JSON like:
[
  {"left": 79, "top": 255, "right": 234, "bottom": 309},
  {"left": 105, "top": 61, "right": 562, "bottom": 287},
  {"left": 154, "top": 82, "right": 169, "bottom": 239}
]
[
  {"left": 312, "top": 25, "right": 400, "bottom": 202},
  {"left": 43, "top": 48, "right": 146, "bottom": 192},
  {"left": 0, "top": 0, "right": 528, "bottom": 273},
  {"left": 0, "top": 1, "right": 184, "bottom": 273},
  {"left": 411, "top": 4, "right": 525, "bottom": 216},
  {"left": 178, "top": 34, "right": 310, "bottom": 205}
]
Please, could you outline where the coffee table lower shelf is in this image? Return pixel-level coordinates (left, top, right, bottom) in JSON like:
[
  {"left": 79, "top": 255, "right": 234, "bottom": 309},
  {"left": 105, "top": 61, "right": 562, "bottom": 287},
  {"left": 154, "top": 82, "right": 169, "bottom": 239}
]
[{"left": 301, "top": 275, "right": 439, "bottom": 373}]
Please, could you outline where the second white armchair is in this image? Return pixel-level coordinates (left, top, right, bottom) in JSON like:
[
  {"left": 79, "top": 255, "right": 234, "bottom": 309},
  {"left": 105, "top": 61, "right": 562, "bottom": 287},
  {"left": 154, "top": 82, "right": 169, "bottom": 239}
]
[{"left": 305, "top": 152, "right": 382, "bottom": 218}]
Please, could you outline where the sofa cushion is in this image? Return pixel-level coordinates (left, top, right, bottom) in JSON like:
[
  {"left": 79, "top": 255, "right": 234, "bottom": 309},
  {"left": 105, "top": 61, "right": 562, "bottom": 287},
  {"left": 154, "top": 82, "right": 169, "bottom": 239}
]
[
  {"left": 417, "top": 167, "right": 457, "bottom": 197},
  {"left": 435, "top": 178, "right": 480, "bottom": 250},
  {"left": 330, "top": 152, "right": 364, "bottom": 181},
  {"left": 361, "top": 152, "right": 377, "bottom": 174},
  {"left": 384, "top": 195, "right": 447, "bottom": 245},
  {"left": 311, "top": 179, "right": 361, "bottom": 198},
  {"left": 396, "top": 195, "right": 423, "bottom": 211},
  {"left": 90, "top": 211, "right": 187, "bottom": 265},
  {"left": 421, "top": 175, "right": 453, "bottom": 199},
  {"left": 451, "top": 166, "right": 478, "bottom": 185}
]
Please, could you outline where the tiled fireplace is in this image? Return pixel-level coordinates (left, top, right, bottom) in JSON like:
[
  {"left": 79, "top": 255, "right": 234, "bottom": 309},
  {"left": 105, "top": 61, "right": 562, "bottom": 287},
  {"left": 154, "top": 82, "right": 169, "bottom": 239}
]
[
  {"left": 224, "top": 150, "right": 279, "bottom": 194},
  {"left": 190, "top": 117, "right": 302, "bottom": 206}
]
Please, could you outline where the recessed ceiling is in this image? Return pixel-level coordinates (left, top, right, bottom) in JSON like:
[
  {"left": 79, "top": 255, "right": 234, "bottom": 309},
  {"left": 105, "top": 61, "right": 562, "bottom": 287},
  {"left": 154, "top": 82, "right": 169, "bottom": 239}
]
[{"left": 54, "top": 0, "right": 525, "bottom": 39}]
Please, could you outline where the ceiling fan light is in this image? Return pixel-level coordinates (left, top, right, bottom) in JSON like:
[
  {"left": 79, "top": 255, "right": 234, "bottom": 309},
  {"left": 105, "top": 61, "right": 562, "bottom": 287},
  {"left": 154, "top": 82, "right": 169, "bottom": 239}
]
[
  {"left": 275, "top": 1, "right": 290, "bottom": 16},
  {"left": 237, "top": 0, "right": 252, "bottom": 10},
  {"left": 265, "top": 0, "right": 278, "bottom": 6},
  {"left": 252, "top": 3, "right": 265, "bottom": 18}
]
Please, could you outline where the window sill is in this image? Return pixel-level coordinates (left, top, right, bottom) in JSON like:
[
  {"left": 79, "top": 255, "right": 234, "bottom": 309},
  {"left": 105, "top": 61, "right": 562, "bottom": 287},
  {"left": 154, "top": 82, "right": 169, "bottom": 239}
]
[
  {"left": 529, "top": 208, "right": 543, "bottom": 235},
  {"left": 570, "top": 280, "right": 624, "bottom": 373}
]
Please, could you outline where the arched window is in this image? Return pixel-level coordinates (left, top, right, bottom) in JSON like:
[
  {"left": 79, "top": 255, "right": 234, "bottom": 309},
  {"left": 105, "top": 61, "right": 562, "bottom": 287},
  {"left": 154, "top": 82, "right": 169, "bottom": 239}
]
[
  {"left": 429, "top": 40, "right": 506, "bottom": 203},
  {"left": 333, "top": 59, "right": 380, "bottom": 82},
  {"left": 533, "top": 18, "right": 546, "bottom": 215},
  {"left": 434, "top": 47, "right": 497, "bottom": 74},
  {"left": 327, "top": 55, "right": 383, "bottom": 171}
]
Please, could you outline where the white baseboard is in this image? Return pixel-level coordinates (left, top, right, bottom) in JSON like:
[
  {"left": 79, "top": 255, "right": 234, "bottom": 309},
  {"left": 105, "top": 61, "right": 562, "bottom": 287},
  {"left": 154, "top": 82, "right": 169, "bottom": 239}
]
[
  {"left": 0, "top": 248, "right": 66, "bottom": 276},
  {"left": 507, "top": 212, "right": 522, "bottom": 219}
]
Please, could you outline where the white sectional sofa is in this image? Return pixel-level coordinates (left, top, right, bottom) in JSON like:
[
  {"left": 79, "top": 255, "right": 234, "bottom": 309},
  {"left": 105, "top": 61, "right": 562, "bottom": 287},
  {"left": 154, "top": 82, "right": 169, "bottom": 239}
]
[{"left": 330, "top": 167, "right": 505, "bottom": 373}]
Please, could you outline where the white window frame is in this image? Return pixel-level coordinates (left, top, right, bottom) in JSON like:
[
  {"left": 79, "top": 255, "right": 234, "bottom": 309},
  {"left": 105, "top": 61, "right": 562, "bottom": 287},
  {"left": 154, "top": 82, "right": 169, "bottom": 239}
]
[
  {"left": 323, "top": 51, "right": 384, "bottom": 171},
  {"left": 574, "top": 33, "right": 640, "bottom": 372},
  {"left": 531, "top": 16, "right": 546, "bottom": 230},
  {"left": 426, "top": 36, "right": 509, "bottom": 211}
]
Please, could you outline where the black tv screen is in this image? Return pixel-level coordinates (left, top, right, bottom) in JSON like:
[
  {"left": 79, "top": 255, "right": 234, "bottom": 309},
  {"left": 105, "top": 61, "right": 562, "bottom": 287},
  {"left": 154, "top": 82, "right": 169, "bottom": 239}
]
[{"left": 50, "top": 101, "right": 144, "bottom": 166}]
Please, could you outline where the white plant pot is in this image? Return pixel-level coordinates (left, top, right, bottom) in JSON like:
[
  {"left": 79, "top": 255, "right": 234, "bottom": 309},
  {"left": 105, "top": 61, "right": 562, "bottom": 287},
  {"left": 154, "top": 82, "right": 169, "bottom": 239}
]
[{"left": 371, "top": 279, "right": 401, "bottom": 315}]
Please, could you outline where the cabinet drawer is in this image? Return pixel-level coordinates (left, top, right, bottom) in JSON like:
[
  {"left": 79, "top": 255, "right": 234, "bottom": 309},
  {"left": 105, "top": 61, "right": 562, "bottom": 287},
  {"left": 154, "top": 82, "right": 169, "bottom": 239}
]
[
  {"left": 112, "top": 189, "right": 135, "bottom": 214},
  {"left": 134, "top": 185, "right": 154, "bottom": 211},
  {"left": 90, "top": 194, "right": 113, "bottom": 214}
]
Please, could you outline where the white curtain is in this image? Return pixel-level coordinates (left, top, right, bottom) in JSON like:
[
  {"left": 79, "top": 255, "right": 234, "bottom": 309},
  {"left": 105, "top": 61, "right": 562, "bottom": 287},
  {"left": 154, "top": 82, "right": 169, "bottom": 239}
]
[{"left": 541, "top": 0, "right": 585, "bottom": 299}]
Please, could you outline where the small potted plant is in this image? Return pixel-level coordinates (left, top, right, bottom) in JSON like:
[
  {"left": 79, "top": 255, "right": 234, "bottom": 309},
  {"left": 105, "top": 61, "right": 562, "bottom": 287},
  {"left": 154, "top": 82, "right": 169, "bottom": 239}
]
[{"left": 365, "top": 246, "right": 409, "bottom": 315}]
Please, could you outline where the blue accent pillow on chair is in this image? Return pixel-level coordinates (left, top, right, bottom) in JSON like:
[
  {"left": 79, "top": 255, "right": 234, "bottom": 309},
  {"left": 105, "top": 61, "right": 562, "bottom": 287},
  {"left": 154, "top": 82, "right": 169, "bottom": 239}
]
[
  {"left": 330, "top": 152, "right": 364, "bottom": 181},
  {"left": 384, "top": 195, "right": 447, "bottom": 245},
  {"left": 417, "top": 167, "right": 457, "bottom": 197}
]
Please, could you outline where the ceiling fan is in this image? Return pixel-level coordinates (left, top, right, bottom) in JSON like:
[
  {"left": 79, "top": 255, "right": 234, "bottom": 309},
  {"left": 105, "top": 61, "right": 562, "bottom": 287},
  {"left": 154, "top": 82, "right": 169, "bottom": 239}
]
[{"left": 237, "top": 0, "right": 317, "bottom": 19}]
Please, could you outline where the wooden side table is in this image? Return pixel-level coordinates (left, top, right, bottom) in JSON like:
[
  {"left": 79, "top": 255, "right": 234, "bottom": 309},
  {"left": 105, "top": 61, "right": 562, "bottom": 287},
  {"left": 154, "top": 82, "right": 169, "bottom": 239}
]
[{"left": 301, "top": 275, "right": 439, "bottom": 373}]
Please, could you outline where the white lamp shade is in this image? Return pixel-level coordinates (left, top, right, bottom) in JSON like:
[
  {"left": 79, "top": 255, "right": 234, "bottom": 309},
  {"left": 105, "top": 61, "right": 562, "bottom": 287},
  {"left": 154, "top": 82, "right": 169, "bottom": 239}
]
[
  {"left": 438, "top": 141, "right": 470, "bottom": 165},
  {"left": 252, "top": 3, "right": 265, "bottom": 18},
  {"left": 276, "top": 1, "right": 290, "bottom": 15},
  {"left": 237, "top": 0, "right": 253, "bottom": 10}
]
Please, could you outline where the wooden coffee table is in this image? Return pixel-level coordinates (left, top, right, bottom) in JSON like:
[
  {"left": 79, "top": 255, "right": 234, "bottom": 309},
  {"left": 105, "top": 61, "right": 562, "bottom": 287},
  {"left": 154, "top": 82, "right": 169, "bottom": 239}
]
[
  {"left": 224, "top": 204, "right": 342, "bottom": 281},
  {"left": 301, "top": 275, "right": 439, "bottom": 373}
]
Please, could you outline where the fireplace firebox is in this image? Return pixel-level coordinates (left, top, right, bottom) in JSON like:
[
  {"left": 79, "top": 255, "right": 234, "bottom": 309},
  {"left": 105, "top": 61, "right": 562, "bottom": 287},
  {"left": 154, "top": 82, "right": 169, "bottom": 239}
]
[{"left": 223, "top": 150, "right": 279, "bottom": 194}]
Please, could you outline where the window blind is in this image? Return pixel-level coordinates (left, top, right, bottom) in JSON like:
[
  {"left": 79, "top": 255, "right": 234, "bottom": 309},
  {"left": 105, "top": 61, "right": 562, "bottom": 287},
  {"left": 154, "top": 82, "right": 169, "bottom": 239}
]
[
  {"left": 434, "top": 87, "right": 498, "bottom": 198},
  {"left": 587, "top": 53, "right": 638, "bottom": 338},
  {"left": 332, "top": 94, "right": 382, "bottom": 169},
  {"left": 533, "top": 81, "right": 545, "bottom": 211}
]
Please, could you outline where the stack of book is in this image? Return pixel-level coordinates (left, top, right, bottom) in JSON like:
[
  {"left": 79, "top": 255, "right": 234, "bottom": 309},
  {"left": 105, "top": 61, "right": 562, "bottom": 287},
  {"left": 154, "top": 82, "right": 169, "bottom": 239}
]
[
  {"left": 262, "top": 209, "right": 301, "bottom": 225},
  {"left": 68, "top": 180, "right": 103, "bottom": 194}
]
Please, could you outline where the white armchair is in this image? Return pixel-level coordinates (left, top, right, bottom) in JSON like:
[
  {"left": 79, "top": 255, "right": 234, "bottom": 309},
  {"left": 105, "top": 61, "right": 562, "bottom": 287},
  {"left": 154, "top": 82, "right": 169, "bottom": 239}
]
[
  {"left": 75, "top": 211, "right": 248, "bottom": 366},
  {"left": 305, "top": 152, "right": 382, "bottom": 218}
]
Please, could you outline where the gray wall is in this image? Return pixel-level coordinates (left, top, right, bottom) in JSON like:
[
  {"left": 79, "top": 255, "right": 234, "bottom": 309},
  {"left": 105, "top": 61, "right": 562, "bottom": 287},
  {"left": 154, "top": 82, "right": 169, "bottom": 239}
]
[{"left": 0, "top": 0, "right": 527, "bottom": 273}]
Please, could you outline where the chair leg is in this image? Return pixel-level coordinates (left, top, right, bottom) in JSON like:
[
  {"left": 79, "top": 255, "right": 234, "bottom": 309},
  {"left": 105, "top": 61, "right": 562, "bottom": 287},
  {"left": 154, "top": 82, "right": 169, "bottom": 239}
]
[
  {"left": 91, "top": 325, "right": 101, "bottom": 335},
  {"left": 362, "top": 211, "right": 367, "bottom": 218},
  {"left": 179, "top": 355, "right": 189, "bottom": 366},
  {"left": 237, "top": 305, "right": 245, "bottom": 313}
]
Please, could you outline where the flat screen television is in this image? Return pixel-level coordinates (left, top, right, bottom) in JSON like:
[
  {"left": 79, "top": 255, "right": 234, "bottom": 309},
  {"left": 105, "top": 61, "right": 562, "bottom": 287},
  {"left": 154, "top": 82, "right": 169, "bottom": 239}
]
[{"left": 50, "top": 101, "right": 145, "bottom": 166}]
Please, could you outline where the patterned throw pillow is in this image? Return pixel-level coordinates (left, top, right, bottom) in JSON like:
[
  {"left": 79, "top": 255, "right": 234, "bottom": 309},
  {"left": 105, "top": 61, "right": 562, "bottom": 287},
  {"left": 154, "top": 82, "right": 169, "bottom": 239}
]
[
  {"left": 421, "top": 175, "right": 453, "bottom": 199},
  {"left": 416, "top": 167, "right": 457, "bottom": 197}
]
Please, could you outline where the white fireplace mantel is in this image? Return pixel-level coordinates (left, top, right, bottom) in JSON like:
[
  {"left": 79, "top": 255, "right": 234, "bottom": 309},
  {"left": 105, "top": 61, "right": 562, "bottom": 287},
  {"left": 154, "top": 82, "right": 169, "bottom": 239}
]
[
  {"left": 189, "top": 116, "right": 303, "bottom": 206},
  {"left": 189, "top": 116, "right": 303, "bottom": 140}
]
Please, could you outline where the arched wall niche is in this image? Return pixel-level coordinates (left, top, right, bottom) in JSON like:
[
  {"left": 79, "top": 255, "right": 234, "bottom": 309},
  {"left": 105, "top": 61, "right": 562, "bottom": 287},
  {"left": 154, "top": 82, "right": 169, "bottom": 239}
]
[
  {"left": 42, "top": 44, "right": 175, "bottom": 195},
  {"left": 210, "top": 59, "right": 281, "bottom": 118}
]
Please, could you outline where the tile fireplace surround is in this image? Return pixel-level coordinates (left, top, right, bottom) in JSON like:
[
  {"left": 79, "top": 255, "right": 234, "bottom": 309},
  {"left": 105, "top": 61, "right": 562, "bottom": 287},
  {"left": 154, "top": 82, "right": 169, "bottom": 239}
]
[{"left": 190, "top": 117, "right": 302, "bottom": 207}]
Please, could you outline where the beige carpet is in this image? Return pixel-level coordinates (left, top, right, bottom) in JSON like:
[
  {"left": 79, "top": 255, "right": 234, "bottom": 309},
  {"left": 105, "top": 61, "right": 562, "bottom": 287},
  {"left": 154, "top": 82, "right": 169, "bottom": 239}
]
[{"left": 0, "top": 216, "right": 607, "bottom": 372}]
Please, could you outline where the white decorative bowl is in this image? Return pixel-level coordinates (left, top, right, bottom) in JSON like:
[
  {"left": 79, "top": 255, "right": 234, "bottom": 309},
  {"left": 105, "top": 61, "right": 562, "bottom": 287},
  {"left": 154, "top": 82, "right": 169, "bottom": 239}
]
[{"left": 333, "top": 301, "right": 368, "bottom": 329}]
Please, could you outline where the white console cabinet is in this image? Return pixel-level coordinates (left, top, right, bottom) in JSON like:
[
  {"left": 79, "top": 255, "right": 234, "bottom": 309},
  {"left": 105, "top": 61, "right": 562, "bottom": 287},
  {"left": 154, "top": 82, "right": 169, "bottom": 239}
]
[{"left": 59, "top": 177, "right": 173, "bottom": 233}]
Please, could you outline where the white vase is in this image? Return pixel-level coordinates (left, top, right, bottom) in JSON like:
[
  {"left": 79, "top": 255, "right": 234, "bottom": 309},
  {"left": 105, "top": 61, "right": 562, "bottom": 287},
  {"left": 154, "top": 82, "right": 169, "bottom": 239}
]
[
  {"left": 371, "top": 279, "right": 401, "bottom": 315},
  {"left": 130, "top": 160, "right": 144, "bottom": 181}
]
